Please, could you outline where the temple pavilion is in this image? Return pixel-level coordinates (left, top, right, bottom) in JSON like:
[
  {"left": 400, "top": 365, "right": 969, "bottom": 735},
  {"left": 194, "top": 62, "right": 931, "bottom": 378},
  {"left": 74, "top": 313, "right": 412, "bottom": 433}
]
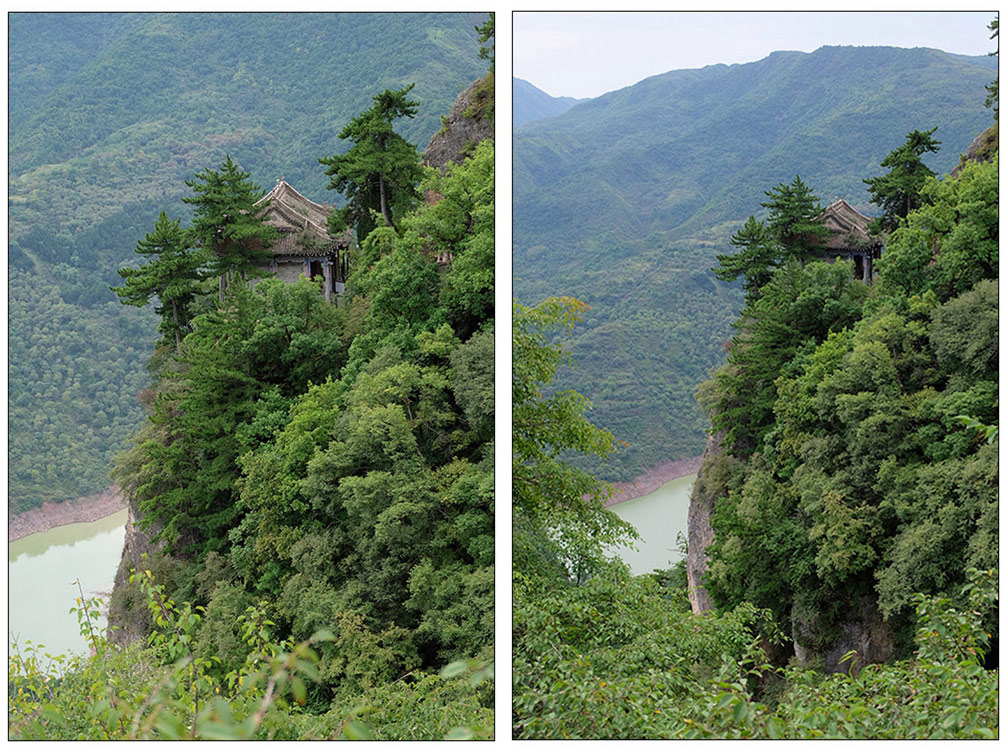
[
  {"left": 815, "top": 198, "right": 886, "bottom": 282},
  {"left": 254, "top": 178, "right": 352, "bottom": 301}
]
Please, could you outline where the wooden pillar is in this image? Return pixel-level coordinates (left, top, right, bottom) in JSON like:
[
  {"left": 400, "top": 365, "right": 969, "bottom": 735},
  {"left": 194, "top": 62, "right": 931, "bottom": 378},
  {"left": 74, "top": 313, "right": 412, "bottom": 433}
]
[{"left": 323, "top": 258, "right": 332, "bottom": 302}]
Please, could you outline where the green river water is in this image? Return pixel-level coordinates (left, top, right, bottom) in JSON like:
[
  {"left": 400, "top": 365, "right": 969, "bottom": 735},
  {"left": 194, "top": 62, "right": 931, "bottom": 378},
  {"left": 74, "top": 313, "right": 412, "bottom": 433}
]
[
  {"left": 6, "top": 476, "right": 694, "bottom": 661},
  {"left": 608, "top": 473, "right": 696, "bottom": 575},
  {"left": 8, "top": 510, "right": 128, "bottom": 660}
]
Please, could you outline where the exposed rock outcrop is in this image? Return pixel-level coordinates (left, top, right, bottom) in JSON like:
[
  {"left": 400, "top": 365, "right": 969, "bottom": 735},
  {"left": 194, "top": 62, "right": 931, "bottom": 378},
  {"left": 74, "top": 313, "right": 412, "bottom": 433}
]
[
  {"left": 685, "top": 429, "right": 729, "bottom": 614},
  {"left": 792, "top": 594, "right": 894, "bottom": 674},
  {"left": 686, "top": 427, "right": 896, "bottom": 674},
  {"left": 422, "top": 71, "right": 494, "bottom": 172},
  {"left": 952, "top": 122, "right": 998, "bottom": 176},
  {"left": 107, "top": 496, "right": 167, "bottom": 646}
]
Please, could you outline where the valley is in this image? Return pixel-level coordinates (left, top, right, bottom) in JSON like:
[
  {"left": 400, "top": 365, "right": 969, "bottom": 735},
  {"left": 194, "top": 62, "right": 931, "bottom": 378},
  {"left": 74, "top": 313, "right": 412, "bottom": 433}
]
[{"left": 513, "top": 44, "right": 995, "bottom": 482}]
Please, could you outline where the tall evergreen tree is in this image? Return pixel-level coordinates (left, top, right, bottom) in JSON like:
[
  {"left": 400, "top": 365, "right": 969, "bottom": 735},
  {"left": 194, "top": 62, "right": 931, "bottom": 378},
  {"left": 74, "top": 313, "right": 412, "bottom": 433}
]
[
  {"left": 985, "top": 15, "right": 998, "bottom": 119},
  {"left": 320, "top": 85, "right": 423, "bottom": 243},
  {"left": 184, "top": 155, "right": 277, "bottom": 303},
  {"left": 714, "top": 215, "right": 776, "bottom": 298},
  {"left": 863, "top": 127, "right": 941, "bottom": 233},
  {"left": 760, "top": 175, "right": 830, "bottom": 261},
  {"left": 112, "top": 211, "right": 207, "bottom": 351},
  {"left": 714, "top": 176, "right": 829, "bottom": 300},
  {"left": 476, "top": 13, "right": 494, "bottom": 70}
]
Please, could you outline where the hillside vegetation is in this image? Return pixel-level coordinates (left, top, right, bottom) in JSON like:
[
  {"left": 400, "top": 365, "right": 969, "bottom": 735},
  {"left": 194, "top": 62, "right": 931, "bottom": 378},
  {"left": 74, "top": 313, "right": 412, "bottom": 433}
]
[
  {"left": 10, "top": 55, "right": 495, "bottom": 737},
  {"left": 513, "top": 45, "right": 995, "bottom": 481},
  {"left": 512, "top": 127, "right": 997, "bottom": 741},
  {"left": 8, "top": 12, "right": 488, "bottom": 512}
]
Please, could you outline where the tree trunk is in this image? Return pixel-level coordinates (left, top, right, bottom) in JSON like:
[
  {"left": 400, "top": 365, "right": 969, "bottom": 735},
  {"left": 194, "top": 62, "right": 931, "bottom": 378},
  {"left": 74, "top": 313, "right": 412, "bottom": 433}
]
[
  {"left": 379, "top": 175, "right": 395, "bottom": 229},
  {"left": 172, "top": 299, "right": 182, "bottom": 353}
]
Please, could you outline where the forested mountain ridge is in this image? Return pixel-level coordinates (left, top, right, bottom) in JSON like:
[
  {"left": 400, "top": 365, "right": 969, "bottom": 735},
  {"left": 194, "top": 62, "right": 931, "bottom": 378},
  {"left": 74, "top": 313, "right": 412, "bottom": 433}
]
[
  {"left": 513, "top": 44, "right": 995, "bottom": 482},
  {"left": 512, "top": 78, "right": 585, "bottom": 128},
  {"left": 8, "top": 12, "right": 489, "bottom": 512}
]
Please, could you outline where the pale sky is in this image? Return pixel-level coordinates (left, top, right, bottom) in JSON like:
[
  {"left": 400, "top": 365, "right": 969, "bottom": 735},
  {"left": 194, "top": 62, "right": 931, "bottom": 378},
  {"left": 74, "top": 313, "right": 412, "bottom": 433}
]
[{"left": 513, "top": 11, "right": 997, "bottom": 99}]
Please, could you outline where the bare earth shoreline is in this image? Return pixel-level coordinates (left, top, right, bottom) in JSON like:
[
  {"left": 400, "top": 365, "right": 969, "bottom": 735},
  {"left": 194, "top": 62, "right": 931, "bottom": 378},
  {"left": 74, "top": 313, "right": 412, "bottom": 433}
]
[
  {"left": 8, "top": 486, "right": 127, "bottom": 543},
  {"left": 8, "top": 457, "right": 702, "bottom": 542},
  {"left": 605, "top": 455, "right": 703, "bottom": 507}
]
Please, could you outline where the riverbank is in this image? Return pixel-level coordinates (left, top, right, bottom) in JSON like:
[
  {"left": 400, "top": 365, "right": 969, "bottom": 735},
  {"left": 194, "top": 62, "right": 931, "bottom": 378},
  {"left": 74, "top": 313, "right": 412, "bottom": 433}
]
[
  {"left": 8, "top": 486, "right": 126, "bottom": 542},
  {"left": 605, "top": 455, "right": 703, "bottom": 507}
]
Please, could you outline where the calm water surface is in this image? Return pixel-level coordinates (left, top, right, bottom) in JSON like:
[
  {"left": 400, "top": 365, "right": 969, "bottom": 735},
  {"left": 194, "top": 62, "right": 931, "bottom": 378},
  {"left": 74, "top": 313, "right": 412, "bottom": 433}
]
[
  {"left": 8, "top": 510, "right": 127, "bottom": 659},
  {"left": 608, "top": 473, "right": 695, "bottom": 575}
]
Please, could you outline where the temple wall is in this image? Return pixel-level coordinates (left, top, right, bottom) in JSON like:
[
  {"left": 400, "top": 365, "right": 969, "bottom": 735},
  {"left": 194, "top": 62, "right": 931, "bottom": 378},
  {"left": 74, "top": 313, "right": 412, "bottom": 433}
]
[{"left": 273, "top": 260, "right": 306, "bottom": 284}]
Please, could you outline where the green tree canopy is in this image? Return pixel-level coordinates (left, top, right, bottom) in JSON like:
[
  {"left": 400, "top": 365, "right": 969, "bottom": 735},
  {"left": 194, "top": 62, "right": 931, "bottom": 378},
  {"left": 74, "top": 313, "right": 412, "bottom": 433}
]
[
  {"left": 713, "top": 215, "right": 775, "bottom": 297},
  {"left": 863, "top": 127, "right": 941, "bottom": 233},
  {"left": 714, "top": 176, "right": 829, "bottom": 300},
  {"left": 760, "top": 175, "right": 830, "bottom": 259},
  {"left": 512, "top": 296, "right": 634, "bottom": 581},
  {"left": 320, "top": 85, "right": 424, "bottom": 243},
  {"left": 112, "top": 211, "right": 207, "bottom": 350},
  {"left": 183, "top": 155, "right": 277, "bottom": 303},
  {"left": 476, "top": 13, "right": 494, "bottom": 70},
  {"left": 985, "top": 15, "right": 998, "bottom": 119}
]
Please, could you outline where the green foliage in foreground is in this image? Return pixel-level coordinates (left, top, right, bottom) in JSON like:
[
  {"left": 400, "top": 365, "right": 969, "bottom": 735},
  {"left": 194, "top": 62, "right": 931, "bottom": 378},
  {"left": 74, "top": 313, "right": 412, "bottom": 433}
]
[
  {"left": 9, "top": 577, "right": 491, "bottom": 740},
  {"left": 514, "top": 562, "right": 997, "bottom": 739},
  {"left": 512, "top": 274, "right": 996, "bottom": 738},
  {"left": 512, "top": 296, "right": 637, "bottom": 582}
]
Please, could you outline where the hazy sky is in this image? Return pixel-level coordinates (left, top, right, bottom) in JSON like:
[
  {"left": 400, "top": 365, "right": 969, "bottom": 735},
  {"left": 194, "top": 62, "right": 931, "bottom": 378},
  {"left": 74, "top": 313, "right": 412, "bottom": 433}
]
[{"left": 513, "top": 11, "right": 997, "bottom": 99}]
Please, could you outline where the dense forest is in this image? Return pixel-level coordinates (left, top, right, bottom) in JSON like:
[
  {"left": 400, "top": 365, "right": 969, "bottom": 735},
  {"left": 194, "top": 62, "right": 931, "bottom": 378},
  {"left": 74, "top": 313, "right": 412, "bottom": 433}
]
[
  {"left": 9, "top": 16, "right": 495, "bottom": 740},
  {"left": 513, "top": 45, "right": 995, "bottom": 483},
  {"left": 8, "top": 12, "right": 488, "bottom": 512},
  {"left": 514, "top": 137, "right": 997, "bottom": 741},
  {"left": 513, "top": 21, "right": 997, "bottom": 739}
]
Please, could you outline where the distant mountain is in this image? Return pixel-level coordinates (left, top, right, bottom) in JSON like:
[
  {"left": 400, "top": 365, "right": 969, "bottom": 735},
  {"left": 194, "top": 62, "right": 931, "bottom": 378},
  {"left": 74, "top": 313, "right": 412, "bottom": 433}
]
[
  {"left": 513, "top": 45, "right": 996, "bottom": 482},
  {"left": 8, "top": 12, "right": 490, "bottom": 511},
  {"left": 513, "top": 78, "right": 587, "bottom": 128}
]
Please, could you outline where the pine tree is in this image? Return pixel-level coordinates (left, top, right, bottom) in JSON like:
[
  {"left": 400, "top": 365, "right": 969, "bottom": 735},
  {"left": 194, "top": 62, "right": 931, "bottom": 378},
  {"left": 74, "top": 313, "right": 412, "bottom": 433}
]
[
  {"left": 112, "top": 211, "right": 207, "bottom": 351},
  {"left": 713, "top": 176, "right": 828, "bottom": 300},
  {"left": 319, "top": 85, "right": 423, "bottom": 243},
  {"left": 863, "top": 127, "right": 941, "bottom": 233},
  {"left": 760, "top": 175, "right": 830, "bottom": 261},
  {"left": 184, "top": 155, "right": 277, "bottom": 303},
  {"left": 476, "top": 13, "right": 494, "bottom": 70},
  {"left": 714, "top": 215, "right": 776, "bottom": 297}
]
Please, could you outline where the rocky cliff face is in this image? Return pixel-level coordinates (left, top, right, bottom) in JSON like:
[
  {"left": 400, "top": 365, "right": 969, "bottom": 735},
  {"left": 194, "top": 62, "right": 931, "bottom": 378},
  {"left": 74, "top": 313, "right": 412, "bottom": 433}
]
[
  {"left": 952, "top": 122, "right": 998, "bottom": 176},
  {"left": 107, "top": 496, "right": 166, "bottom": 646},
  {"left": 792, "top": 594, "right": 894, "bottom": 674},
  {"left": 422, "top": 71, "right": 494, "bottom": 172},
  {"left": 685, "top": 429, "right": 729, "bottom": 614},
  {"left": 686, "top": 428, "right": 895, "bottom": 673}
]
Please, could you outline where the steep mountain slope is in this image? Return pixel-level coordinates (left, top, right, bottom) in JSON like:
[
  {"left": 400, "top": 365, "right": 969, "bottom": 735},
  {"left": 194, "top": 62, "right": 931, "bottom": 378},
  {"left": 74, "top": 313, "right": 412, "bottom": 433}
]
[
  {"left": 512, "top": 78, "right": 586, "bottom": 128},
  {"left": 513, "top": 45, "right": 996, "bottom": 481},
  {"left": 8, "top": 12, "right": 489, "bottom": 511},
  {"left": 423, "top": 71, "right": 495, "bottom": 170}
]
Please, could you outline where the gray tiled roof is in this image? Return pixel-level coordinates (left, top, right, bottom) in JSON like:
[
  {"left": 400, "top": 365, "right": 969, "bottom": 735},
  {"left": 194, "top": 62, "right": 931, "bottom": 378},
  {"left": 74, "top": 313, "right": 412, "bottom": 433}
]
[{"left": 255, "top": 178, "right": 352, "bottom": 256}]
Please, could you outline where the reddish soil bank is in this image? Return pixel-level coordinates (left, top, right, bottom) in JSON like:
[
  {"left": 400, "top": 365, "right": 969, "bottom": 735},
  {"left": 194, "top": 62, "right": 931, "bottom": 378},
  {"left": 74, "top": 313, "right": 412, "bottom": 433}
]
[
  {"left": 8, "top": 486, "right": 127, "bottom": 542},
  {"left": 605, "top": 455, "right": 703, "bottom": 507}
]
